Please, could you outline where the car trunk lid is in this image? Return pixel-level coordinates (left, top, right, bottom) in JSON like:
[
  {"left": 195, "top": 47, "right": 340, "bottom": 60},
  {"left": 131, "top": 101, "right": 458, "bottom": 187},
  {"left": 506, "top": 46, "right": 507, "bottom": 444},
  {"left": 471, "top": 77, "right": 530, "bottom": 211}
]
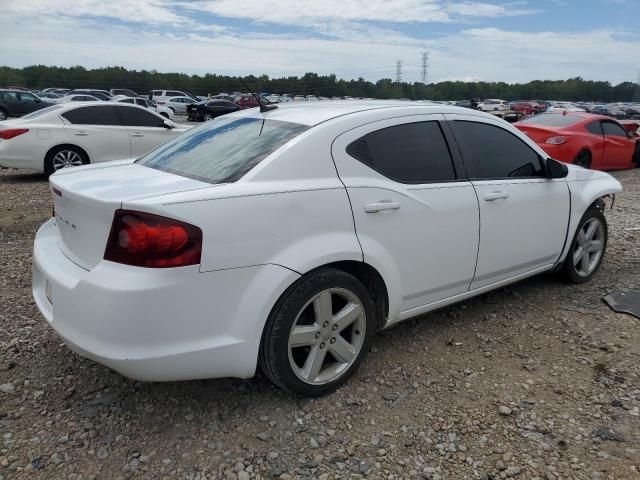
[
  {"left": 516, "top": 125, "right": 560, "bottom": 144},
  {"left": 50, "top": 161, "right": 213, "bottom": 270}
]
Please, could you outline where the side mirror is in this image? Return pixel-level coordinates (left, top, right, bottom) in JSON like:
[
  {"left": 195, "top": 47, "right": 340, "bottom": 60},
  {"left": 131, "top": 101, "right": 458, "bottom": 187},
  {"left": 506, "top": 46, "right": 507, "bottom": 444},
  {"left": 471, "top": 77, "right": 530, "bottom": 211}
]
[
  {"left": 163, "top": 120, "right": 174, "bottom": 129},
  {"left": 546, "top": 158, "right": 569, "bottom": 178}
]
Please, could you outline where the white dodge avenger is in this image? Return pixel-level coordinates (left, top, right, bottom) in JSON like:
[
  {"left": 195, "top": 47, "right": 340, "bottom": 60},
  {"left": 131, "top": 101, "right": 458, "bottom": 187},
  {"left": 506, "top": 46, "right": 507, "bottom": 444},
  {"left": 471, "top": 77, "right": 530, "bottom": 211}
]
[{"left": 32, "top": 101, "right": 621, "bottom": 396}]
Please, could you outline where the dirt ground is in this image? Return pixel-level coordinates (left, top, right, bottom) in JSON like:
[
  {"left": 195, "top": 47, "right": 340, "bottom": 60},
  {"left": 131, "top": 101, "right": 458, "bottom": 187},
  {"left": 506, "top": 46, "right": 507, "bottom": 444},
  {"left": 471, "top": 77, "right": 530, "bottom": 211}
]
[{"left": 0, "top": 167, "right": 639, "bottom": 480}]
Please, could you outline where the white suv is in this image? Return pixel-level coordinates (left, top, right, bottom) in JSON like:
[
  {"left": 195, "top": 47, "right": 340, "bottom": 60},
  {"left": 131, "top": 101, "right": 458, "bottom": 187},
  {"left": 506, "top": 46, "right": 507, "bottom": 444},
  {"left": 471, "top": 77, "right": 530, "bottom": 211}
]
[
  {"left": 149, "top": 90, "right": 198, "bottom": 105},
  {"left": 478, "top": 99, "right": 510, "bottom": 112}
]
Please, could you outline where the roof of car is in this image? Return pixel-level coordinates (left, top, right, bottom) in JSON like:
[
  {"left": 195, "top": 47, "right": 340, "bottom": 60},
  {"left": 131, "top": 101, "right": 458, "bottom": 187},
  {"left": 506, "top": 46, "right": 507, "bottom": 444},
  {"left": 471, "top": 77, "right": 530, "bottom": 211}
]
[
  {"left": 535, "top": 111, "right": 617, "bottom": 122},
  {"left": 227, "top": 100, "right": 492, "bottom": 126}
]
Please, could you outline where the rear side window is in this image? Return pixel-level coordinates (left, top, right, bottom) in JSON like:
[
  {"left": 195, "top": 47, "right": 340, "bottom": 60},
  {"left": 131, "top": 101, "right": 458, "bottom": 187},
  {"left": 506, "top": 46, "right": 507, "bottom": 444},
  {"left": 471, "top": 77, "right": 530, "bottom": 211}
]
[
  {"left": 166, "top": 91, "right": 182, "bottom": 97},
  {"left": 453, "top": 121, "right": 544, "bottom": 179},
  {"left": 346, "top": 122, "right": 456, "bottom": 183},
  {"left": 117, "top": 106, "right": 164, "bottom": 127},
  {"left": 62, "top": 106, "right": 121, "bottom": 126},
  {"left": 585, "top": 121, "right": 603, "bottom": 136},
  {"left": 137, "top": 117, "right": 309, "bottom": 184},
  {"left": 602, "top": 121, "right": 628, "bottom": 137}
]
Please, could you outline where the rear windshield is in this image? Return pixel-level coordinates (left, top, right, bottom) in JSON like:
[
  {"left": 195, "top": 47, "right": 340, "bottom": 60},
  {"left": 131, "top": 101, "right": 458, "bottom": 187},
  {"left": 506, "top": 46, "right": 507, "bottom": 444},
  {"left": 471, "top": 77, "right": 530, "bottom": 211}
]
[
  {"left": 21, "top": 104, "right": 65, "bottom": 119},
  {"left": 137, "top": 117, "right": 309, "bottom": 184},
  {"left": 520, "top": 113, "right": 582, "bottom": 127}
]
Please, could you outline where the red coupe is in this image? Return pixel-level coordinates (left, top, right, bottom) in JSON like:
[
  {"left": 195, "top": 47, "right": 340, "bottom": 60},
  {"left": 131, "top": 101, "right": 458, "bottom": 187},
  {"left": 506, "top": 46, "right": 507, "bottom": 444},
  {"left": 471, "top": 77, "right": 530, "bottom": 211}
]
[{"left": 515, "top": 112, "right": 640, "bottom": 170}]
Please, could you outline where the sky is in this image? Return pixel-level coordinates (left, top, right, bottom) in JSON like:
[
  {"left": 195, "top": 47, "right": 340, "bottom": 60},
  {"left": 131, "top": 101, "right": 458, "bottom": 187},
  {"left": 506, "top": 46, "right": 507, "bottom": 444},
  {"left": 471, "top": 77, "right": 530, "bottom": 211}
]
[{"left": 1, "top": 0, "right": 639, "bottom": 84}]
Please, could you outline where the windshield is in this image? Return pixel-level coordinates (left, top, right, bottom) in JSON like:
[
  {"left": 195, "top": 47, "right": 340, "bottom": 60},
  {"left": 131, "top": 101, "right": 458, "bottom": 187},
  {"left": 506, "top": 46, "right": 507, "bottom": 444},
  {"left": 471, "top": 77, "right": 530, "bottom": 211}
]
[
  {"left": 520, "top": 113, "right": 582, "bottom": 127},
  {"left": 20, "top": 104, "right": 65, "bottom": 119},
  {"left": 137, "top": 117, "right": 309, "bottom": 184}
]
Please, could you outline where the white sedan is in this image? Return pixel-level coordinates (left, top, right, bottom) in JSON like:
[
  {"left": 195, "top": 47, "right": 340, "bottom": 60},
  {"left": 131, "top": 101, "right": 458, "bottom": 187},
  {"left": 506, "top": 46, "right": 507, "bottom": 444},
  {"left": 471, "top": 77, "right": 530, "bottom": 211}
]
[
  {"left": 0, "top": 103, "right": 185, "bottom": 174},
  {"left": 478, "top": 99, "right": 510, "bottom": 111},
  {"left": 32, "top": 101, "right": 621, "bottom": 396},
  {"left": 548, "top": 103, "right": 586, "bottom": 113}
]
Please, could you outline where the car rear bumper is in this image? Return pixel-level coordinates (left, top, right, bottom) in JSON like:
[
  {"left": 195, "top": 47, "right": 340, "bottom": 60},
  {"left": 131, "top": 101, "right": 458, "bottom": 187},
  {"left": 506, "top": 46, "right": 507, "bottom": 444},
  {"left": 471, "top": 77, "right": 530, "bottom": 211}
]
[{"left": 32, "top": 218, "right": 300, "bottom": 381}]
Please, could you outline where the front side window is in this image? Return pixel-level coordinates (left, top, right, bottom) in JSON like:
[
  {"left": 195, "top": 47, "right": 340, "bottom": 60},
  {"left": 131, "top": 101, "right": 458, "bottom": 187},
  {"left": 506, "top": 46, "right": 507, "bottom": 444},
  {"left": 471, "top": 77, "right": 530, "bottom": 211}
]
[
  {"left": 62, "top": 106, "right": 121, "bottom": 125},
  {"left": 346, "top": 121, "right": 456, "bottom": 183},
  {"left": 117, "top": 106, "right": 164, "bottom": 127},
  {"left": 602, "top": 121, "right": 628, "bottom": 137},
  {"left": 19, "top": 93, "right": 38, "bottom": 103},
  {"left": 453, "top": 121, "right": 544, "bottom": 179},
  {"left": 137, "top": 117, "right": 309, "bottom": 184}
]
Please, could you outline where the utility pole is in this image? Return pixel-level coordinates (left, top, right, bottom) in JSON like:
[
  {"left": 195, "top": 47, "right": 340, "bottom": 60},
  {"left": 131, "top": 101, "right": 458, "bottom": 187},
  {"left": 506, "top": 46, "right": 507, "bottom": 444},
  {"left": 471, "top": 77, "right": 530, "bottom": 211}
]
[
  {"left": 395, "top": 60, "right": 403, "bottom": 84},
  {"left": 421, "top": 51, "right": 429, "bottom": 84},
  {"left": 633, "top": 69, "right": 640, "bottom": 102}
]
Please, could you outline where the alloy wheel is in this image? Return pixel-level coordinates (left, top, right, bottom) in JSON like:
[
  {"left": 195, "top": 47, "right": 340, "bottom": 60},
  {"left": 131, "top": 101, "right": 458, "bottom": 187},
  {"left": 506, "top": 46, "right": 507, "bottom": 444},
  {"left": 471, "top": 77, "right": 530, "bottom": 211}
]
[
  {"left": 0, "top": 110, "right": 6, "bottom": 121},
  {"left": 573, "top": 217, "right": 605, "bottom": 277},
  {"left": 204, "top": 113, "right": 213, "bottom": 121},
  {"left": 52, "top": 150, "right": 83, "bottom": 170},
  {"left": 287, "top": 288, "right": 366, "bottom": 385}
]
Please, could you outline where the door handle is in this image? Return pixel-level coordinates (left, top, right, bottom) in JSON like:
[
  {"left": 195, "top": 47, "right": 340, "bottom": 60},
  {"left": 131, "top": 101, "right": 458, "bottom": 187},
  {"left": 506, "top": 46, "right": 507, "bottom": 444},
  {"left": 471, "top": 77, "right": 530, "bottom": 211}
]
[
  {"left": 130, "top": 133, "right": 144, "bottom": 137},
  {"left": 483, "top": 191, "right": 509, "bottom": 202},
  {"left": 364, "top": 201, "right": 401, "bottom": 213},
  {"left": 73, "top": 131, "right": 88, "bottom": 136}
]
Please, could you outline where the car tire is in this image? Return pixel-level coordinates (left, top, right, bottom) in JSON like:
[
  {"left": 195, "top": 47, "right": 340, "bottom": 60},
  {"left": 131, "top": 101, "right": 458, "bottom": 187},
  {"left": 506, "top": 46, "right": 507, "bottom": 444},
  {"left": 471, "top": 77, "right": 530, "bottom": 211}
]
[
  {"left": 203, "top": 113, "right": 213, "bottom": 121},
  {"left": 44, "top": 145, "right": 88, "bottom": 176},
  {"left": 562, "top": 206, "right": 608, "bottom": 284},
  {"left": 633, "top": 142, "right": 640, "bottom": 167},
  {"left": 0, "top": 108, "right": 7, "bottom": 121},
  {"left": 573, "top": 149, "right": 592, "bottom": 169},
  {"left": 259, "top": 268, "right": 376, "bottom": 396}
]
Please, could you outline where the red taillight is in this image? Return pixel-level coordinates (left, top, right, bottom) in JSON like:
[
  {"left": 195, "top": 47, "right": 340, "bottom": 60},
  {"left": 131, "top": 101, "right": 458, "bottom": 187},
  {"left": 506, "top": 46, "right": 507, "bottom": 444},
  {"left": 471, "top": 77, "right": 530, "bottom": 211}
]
[
  {"left": 0, "top": 128, "right": 29, "bottom": 140},
  {"left": 104, "top": 210, "right": 202, "bottom": 268}
]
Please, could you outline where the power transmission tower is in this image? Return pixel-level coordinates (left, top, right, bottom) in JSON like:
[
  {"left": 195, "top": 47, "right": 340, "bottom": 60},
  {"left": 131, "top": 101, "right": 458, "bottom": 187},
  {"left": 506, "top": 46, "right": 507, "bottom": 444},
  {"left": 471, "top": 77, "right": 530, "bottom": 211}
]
[
  {"left": 421, "top": 51, "right": 429, "bottom": 84},
  {"left": 395, "top": 60, "right": 403, "bottom": 84}
]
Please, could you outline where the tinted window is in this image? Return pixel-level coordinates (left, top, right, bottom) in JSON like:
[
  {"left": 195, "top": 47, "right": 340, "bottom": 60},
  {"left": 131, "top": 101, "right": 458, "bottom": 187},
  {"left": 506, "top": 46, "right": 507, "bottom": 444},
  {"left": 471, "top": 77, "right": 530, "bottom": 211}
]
[
  {"left": 21, "top": 104, "right": 64, "bottom": 119},
  {"left": 117, "top": 106, "right": 164, "bottom": 127},
  {"left": 166, "top": 91, "right": 182, "bottom": 97},
  {"left": 135, "top": 99, "right": 148, "bottom": 107},
  {"left": 602, "top": 121, "right": 628, "bottom": 137},
  {"left": 346, "top": 122, "right": 456, "bottom": 183},
  {"left": 520, "top": 113, "right": 582, "bottom": 127},
  {"left": 1, "top": 92, "right": 19, "bottom": 101},
  {"left": 62, "top": 106, "right": 121, "bottom": 125},
  {"left": 137, "top": 117, "right": 309, "bottom": 184},
  {"left": 153, "top": 90, "right": 162, "bottom": 96},
  {"left": 454, "top": 121, "right": 543, "bottom": 179},
  {"left": 19, "top": 93, "right": 38, "bottom": 103},
  {"left": 585, "top": 121, "right": 603, "bottom": 136},
  {"left": 119, "top": 98, "right": 135, "bottom": 104}
]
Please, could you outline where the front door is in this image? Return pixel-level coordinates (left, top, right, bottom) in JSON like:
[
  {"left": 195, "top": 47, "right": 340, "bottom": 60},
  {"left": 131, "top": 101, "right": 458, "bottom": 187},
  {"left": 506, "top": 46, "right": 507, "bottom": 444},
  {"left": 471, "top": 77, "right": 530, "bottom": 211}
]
[
  {"left": 332, "top": 115, "right": 480, "bottom": 317},
  {"left": 446, "top": 114, "right": 570, "bottom": 289},
  {"left": 601, "top": 120, "right": 634, "bottom": 169},
  {"left": 116, "top": 105, "right": 175, "bottom": 157}
]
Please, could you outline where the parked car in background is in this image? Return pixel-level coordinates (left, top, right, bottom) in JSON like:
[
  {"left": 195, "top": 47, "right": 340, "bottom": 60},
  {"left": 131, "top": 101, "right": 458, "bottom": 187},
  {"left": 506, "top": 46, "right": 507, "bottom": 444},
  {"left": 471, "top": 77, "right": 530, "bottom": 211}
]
[
  {"left": 279, "top": 94, "right": 293, "bottom": 102},
  {"left": 56, "top": 94, "right": 101, "bottom": 103},
  {"left": 234, "top": 94, "right": 260, "bottom": 109},
  {"left": 266, "top": 94, "right": 280, "bottom": 103},
  {"left": 116, "top": 96, "right": 174, "bottom": 120},
  {"left": 478, "top": 99, "right": 510, "bottom": 111},
  {"left": 590, "top": 105, "right": 627, "bottom": 119},
  {"left": 164, "top": 96, "right": 194, "bottom": 114},
  {"left": 548, "top": 103, "right": 586, "bottom": 113},
  {"left": 30, "top": 102, "right": 621, "bottom": 396},
  {"left": 110, "top": 88, "right": 138, "bottom": 98},
  {"left": 511, "top": 102, "right": 540, "bottom": 115},
  {"left": 0, "top": 89, "right": 54, "bottom": 120},
  {"left": 150, "top": 90, "right": 199, "bottom": 105},
  {"left": 0, "top": 102, "right": 184, "bottom": 174},
  {"left": 66, "top": 89, "right": 112, "bottom": 101},
  {"left": 515, "top": 112, "right": 639, "bottom": 170},
  {"left": 293, "top": 95, "right": 306, "bottom": 102},
  {"left": 306, "top": 95, "right": 319, "bottom": 102},
  {"left": 187, "top": 99, "right": 241, "bottom": 121},
  {"left": 37, "top": 92, "right": 62, "bottom": 100},
  {"left": 625, "top": 105, "right": 640, "bottom": 118}
]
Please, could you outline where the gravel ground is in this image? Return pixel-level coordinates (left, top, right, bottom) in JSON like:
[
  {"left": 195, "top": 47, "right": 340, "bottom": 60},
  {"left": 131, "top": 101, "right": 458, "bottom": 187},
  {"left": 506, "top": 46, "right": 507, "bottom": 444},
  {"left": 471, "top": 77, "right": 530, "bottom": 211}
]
[{"left": 1, "top": 167, "right": 639, "bottom": 480}]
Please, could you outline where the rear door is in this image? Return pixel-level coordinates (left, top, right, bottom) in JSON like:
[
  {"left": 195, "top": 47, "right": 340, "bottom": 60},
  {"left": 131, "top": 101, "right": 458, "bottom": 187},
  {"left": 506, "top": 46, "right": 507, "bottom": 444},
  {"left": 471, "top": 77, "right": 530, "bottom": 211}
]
[
  {"left": 446, "top": 114, "right": 570, "bottom": 289},
  {"left": 116, "top": 105, "right": 176, "bottom": 157},
  {"left": 332, "top": 115, "right": 480, "bottom": 316},
  {"left": 60, "top": 105, "right": 131, "bottom": 163},
  {"left": 601, "top": 120, "right": 635, "bottom": 169},
  {"left": 2, "top": 91, "right": 22, "bottom": 115}
]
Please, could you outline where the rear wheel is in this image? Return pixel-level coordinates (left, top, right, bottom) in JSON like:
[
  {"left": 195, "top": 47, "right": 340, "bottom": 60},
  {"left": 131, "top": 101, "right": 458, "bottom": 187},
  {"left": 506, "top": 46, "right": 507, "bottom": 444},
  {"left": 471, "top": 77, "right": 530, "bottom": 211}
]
[
  {"left": 0, "top": 108, "right": 7, "bottom": 121},
  {"left": 259, "top": 269, "right": 375, "bottom": 396},
  {"left": 573, "top": 149, "right": 592, "bottom": 169},
  {"left": 563, "top": 207, "right": 607, "bottom": 284},
  {"left": 203, "top": 113, "right": 214, "bottom": 121},
  {"left": 44, "top": 146, "right": 88, "bottom": 175}
]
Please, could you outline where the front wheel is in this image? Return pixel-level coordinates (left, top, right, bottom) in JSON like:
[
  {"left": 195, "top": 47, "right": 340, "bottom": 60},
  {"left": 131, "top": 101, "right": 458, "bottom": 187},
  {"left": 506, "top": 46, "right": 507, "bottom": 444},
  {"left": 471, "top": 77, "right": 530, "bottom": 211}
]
[
  {"left": 203, "top": 113, "right": 213, "bottom": 121},
  {"left": 0, "top": 108, "right": 7, "bottom": 121},
  {"left": 563, "top": 207, "right": 608, "bottom": 283},
  {"left": 259, "top": 269, "right": 375, "bottom": 396}
]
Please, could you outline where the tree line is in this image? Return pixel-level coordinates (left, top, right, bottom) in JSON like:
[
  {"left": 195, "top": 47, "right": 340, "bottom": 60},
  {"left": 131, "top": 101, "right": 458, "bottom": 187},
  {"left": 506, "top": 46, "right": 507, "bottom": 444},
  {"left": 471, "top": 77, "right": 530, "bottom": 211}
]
[{"left": 1, "top": 65, "right": 638, "bottom": 102}]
